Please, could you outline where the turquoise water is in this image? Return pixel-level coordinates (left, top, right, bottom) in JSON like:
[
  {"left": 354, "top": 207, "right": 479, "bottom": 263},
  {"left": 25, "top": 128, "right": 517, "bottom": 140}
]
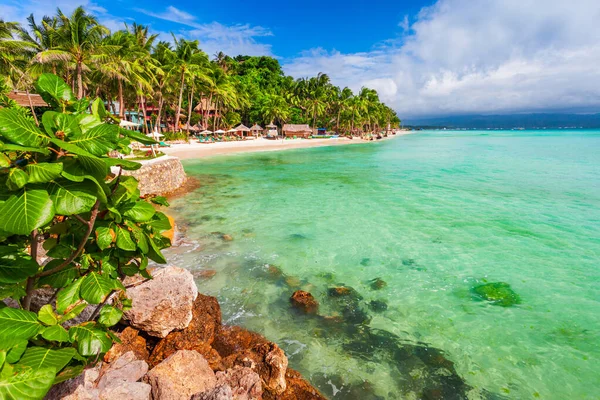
[{"left": 165, "top": 130, "right": 600, "bottom": 399}]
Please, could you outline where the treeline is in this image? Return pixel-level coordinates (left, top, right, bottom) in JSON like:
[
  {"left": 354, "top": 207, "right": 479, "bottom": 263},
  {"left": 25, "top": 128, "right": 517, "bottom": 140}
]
[{"left": 0, "top": 6, "right": 401, "bottom": 134}]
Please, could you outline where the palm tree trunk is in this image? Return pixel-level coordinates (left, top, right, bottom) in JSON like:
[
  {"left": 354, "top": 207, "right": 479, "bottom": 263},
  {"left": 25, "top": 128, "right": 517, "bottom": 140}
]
[
  {"left": 139, "top": 90, "right": 149, "bottom": 134},
  {"left": 76, "top": 61, "right": 83, "bottom": 100},
  {"left": 156, "top": 91, "right": 164, "bottom": 133},
  {"left": 118, "top": 79, "right": 125, "bottom": 119},
  {"left": 336, "top": 108, "right": 341, "bottom": 133},
  {"left": 186, "top": 84, "right": 194, "bottom": 137},
  {"left": 174, "top": 70, "right": 185, "bottom": 132}
]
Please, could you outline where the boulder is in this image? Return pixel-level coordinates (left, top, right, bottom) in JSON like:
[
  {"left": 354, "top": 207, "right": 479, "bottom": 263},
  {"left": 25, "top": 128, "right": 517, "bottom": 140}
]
[
  {"left": 44, "top": 363, "right": 101, "bottom": 400},
  {"left": 266, "top": 369, "right": 326, "bottom": 400},
  {"left": 327, "top": 286, "right": 363, "bottom": 300},
  {"left": 290, "top": 291, "right": 318, "bottom": 314},
  {"left": 192, "top": 385, "right": 233, "bottom": 400},
  {"left": 144, "top": 350, "right": 217, "bottom": 400},
  {"left": 213, "top": 326, "right": 269, "bottom": 358},
  {"left": 471, "top": 282, "right": 521, "bottom": 307},
  {"left": 222, "top": 343, "right": 288, "bottom": 395},
  {"left": 369, "top": 278, "right": 387, "bottom": 290},
  {"left": 97, "top": 352, "right": 148, "bottom": 392},
  {"left": 149, "top": 293, "right": 222, "bottom": 368},
  {"left": 100, "top": 383, "right": 151, "bottom": 400},
  {"left": 104, "top": 327, "right": 149, "bottom": 363},
  {"left": 368, "top": 300, "right": 388, "bottom": 312},
  {"left": 124, "top": 266, "right": 198, "bottom": 338},
  {"left": 213, "top": 366, "right": 262, "bottom": 400}
]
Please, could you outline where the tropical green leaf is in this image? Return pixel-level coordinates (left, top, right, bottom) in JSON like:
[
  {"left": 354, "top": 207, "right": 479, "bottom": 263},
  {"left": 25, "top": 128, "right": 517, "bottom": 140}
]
[
  {"left": 53, "top": 365, "right": 84, "bottom": 384},
  {"left": 77, "top": 114, "right": 101, "bottom": 133},
  {"left": 128, "top": 224, "right": 148, "bottom": 254},
  {"left": 41, "top": 111, "right": 81, "bottom": 137},
  {"left": 69, "top": 124, "right": 118, "bottom": 156},
  {"left": 41, "top": 325, "right": 69, "bottom": 343},
  {"left": 0, "top": 143, "right": 50, "bottom": 155},
  {"left": 0, "top": 338, "right": 28, "bottom": 364},
  {"left": 79, "top": 272, "right": 114, "bottom": 304},
  {"left": 35, "top": 73, "right": 74, "bottom": 104},
  {"left": 120, "top": 128, "right": 156, "bottom": 145},
  {"left": 37, "top": 260, "right": 77, "bottom": 288},
  {"left": 95, "top": 226, "right": 115, "bottom": 250},
  {"left": 116, "top": 226, "right": 136, "bottom": 251},
  {"left": 0, "top": 187, "right": 54, "bottom": 235},
  {"left": 56, "top": 279, "right": 83, "bottom": 314},
  {"left": 0, "top": 249, "right": 39, "bottom": 284},
  {"left": 146, "top": 233, "right": 167, "bottom": 264},
  {"left": 6, "top": 168, "right": 29, "bottom": 191},
  {"left": 150, "top": 196, "right": 170, "bottom": 207},
  {"left": 69, "top": 323, "right": 112, "bottom": 356},
  {"left": 37, "top": 305, "right": 58, "bottom": 326},
  {"left": 18, "top": 347, "right": 76, "bottom": 373},
  {"left": 0, "top": 367, "right": 55, "bottom": 400},
  {"left": 0, "top": 308, "right": 41, "bottom": 340},
  {"left": 0, "top": 108, "right": 49, "bottom": 147},
  {"left": 123, "top": 201, "right": 156, "bottom": 222},
  {"left": 77, "top": 156, "right": 109, "bottom": 181},
  {"left": 25, "top": 163, "right": 63, "bottom": 184},
  {"left": 97, "top": 305, "right": 122, "bottom": 327},
  {"left": 47, "top": 179, "right": 97, "bottom": 215},
  {"left": 103, "top": 157, "right": 141, "bottom": 170},
  {"left": 147, "top": 212, "right": 172, "bottom": 232},
  {"left": 48, "top": 137, "right": 96, "bottom": 158},
  {"left": 60, "top": 302, "right": 87, "bottom": 322},
  {"left": 91, "top": 98, "right": 107, "bottom": 120}
]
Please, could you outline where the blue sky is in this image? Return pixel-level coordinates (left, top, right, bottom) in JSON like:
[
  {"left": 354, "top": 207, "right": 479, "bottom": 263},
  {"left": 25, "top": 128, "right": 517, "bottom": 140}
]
[{"left": 2, "top": 0, "right": 600, "bottom": 117}]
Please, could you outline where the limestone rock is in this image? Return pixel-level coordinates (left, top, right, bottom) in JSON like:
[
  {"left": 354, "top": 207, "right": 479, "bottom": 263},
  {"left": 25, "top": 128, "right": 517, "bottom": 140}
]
[
  {"left": 44, "top": 364, "right": 101, "bottom": 400},
  {"left": 192, "top": 385, "right": 233, "bottom": 400},
  {"left": 149, "top": 293, "right": 222, "bottom": 368},
  {"left": 104, "top": 327, "right": 149, "bottom": 363},
  {"left": 213, "top": 326, "right": 269, "bottom": 358},
  {"left": 97, "top": 352, "right": 148, "bottom": 392},
  {"left": 268, "top": 369, "right": 326, "bottom": 400},
  {"left": 144, "top": 350, "right": 217, "bottom": 400},
  {"left": 289, "top": 291, "right": 318, "bottom": 314},
  {"left": 222, "top": 343, "right": 288, "bottom": 395},
  {"left": 215, "top": 366, "right": 262, "bottom": 400},
  {"left": 100, "top": 383, "right": 151, "bottom": 400},
  {"left": 124, "top": 266, "right": 198, "bottom": 337}
]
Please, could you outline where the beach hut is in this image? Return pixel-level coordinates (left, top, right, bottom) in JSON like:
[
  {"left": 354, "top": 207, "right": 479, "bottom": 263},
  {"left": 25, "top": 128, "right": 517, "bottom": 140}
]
[
  {"left": 282, "top": 124, "right": 312, "bottom": 139},
  {"left": 250, "top": 124, "right": 263, "bottom": 137},
  {"left": 266, "top": 122, "right": 278, "bottom": 138},
  {"left": 6, "top": 91, "right": 48, "bottom": 108},
  {"left": 233, "top": 124, "right": 251, "bottom": 139}
]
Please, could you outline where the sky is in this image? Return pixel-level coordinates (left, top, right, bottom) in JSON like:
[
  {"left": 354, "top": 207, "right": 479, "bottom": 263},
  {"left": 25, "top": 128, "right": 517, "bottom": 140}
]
[{"left": 1, "top": 0, "right": 600, "bottom": 118}]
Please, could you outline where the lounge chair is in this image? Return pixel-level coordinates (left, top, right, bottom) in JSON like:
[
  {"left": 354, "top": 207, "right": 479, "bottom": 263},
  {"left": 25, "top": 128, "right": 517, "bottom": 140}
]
[{"left": 158, "top": 141, "right": 171, "bottom": 147}]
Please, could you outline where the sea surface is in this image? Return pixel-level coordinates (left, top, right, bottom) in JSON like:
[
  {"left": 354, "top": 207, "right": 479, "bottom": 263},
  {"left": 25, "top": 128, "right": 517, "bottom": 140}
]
[{"left": 163, "top": 130, "right": 600, "bottom": 399}]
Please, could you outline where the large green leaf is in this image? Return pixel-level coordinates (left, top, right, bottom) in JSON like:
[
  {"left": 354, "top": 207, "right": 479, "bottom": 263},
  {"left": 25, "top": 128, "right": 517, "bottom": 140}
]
[
  {"left": 3, "top": 339, "right": 28, "bottom": 364},
  {"left": 37, "top": 260, "right": 78, "bottom": 288},
  {"left": 35, "top": 73, "right": 74, "bottom": 104},
  {"left": 69, "top": 124, "right": 118, "bottom": 156},
  {"left": 103, "top": 157, "right": 141, "bottom": 171},
  {"left": 77, "top": 114, "right": 101, "bottom": 133},
  {"left": 0, "top": 308, "right": 41, "bottom": 340},
  {"left": 77, "top": 156, "right": 109, "bottom": 181},
  {"left": 98, "top": 305, "right": 123, "bottom": 327},
  {"left": 120, "top": 127, "right": 156, "bottom": 145},
  {"left": 123, "top": 201, "right": 156, "bottom": 222},
  {"left": 0, "top": 187, "right": 54, "bottom": 235},
  {"left": 79, "top": 272, "right": 114, "bottom": 304},
  {"left": 0, "top": 367, "right": 55, "bottom": 400},
  {"left": 47, "top": 179, "right": 97, "bottom": 215},
  {"left": 6, "top": 168, "right": 29, "bottom": 191},
  {"left": 91, "top": 98, "right": 107, "bottom": 120},
  {"left": 0, "top": 248, "right": 39, "bottom": 284},
  {"left": 69, "top": 323, "right": 112, "bottom": 356},
  {"left": 41, "top": 325, "right": 69, "bottom": 343},
  {"left": 41, "top": 111, "right": 81, "bottom": 138},
  {"left": 56, "top": 278, "right": 83, "bottom": 314},
  {"left": 25, "top": 163, "right": 63, "bottom": 184},
  {"left": 116, "top": 226, "right": 136, "bottom": 251},
  {"left": 48, "top": 137, "right": 96, "bottom": 158},
  {"left": 146, "top": 233, "right": 167, "bottom": 264},
  {"left": 0, "top": 108, "right": 49, "bottom": 147},
  {"left": 18, "top": 347, "right": 76, "bottom": 373},
  {"left": 0, "top": 143, "right": 50, "bottom": 155},
  {"left": 37, "top": 305, "right": 58, "bottom": 326},
  {"left": 95, "top": 226, "right": 115, "bottom": 250}
]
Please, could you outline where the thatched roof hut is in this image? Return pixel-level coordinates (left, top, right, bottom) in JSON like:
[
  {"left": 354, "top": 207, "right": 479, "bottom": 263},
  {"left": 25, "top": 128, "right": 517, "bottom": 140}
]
[
  {"left": 250, "top": 124, "right": 263, "bottom": 131},
  {"left": 266, "top": 122, "right": 277, "bottom": 129},
  {"left": 234, "top": 124, "right": 250, "bottom": 132},
  {"left": 282, "top": 124, "right": 312, "bottom": 138},
  {"left": 7, "top": 91, "right": 48, "bottom": 107}
]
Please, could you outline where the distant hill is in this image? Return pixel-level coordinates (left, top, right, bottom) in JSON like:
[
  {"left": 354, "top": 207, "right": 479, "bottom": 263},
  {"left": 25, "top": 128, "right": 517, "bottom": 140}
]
[{"left": 403, "top": 114, "right": 600, "bottom": 129}]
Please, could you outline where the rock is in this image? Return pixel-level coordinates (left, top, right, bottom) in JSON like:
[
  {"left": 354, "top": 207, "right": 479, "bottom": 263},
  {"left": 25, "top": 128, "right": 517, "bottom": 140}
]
[
  {"left": 144, "top": 350, "right": 217, "bottom": 400},
  {"left": 193, "top": 269, "right": 217, "bottom": 279},
  {"left": 272, "top": 369, "right": 326, "bottom": 400},
  {"left": 471, "top": 282, "right": 521, "bottom": 307},
  {"left": 284, "top": 276, "right": 301, "bottom": 288},
  {"left": 149, "top": 293, "right": 223, "bottom": 368},
  {"left": 100, "top": 383, "right": 151, "bottom": 400},
  {"left": 290, "top": 291, "right": 318, "bottom": 314},
  {"left": 104, "top": 327, "right": 149, "bottom": 364},
  {"left": 222, "top": 342, "right": 288, "bottom": 395},
  {"left": 192, "top": 385, "right": 233, "bottom": 400},
  {"left": 369, "top": 278, "right": 387, "bottom": 290},
  {"left": 222, "top": 234, "right": 234, "bottom": 242},
  {"left": 124, "top": 266, "right": 198, "bottom": 337},
  {"left": 368, "top": 300, "right": 388, "bottom": 312},
  {"left": 97, "top": 352, "right": 148, "bottom": 392},
  {"left": 214, "top": 366, "right": 262, "bottom": 399},
  {"left": 44, "top": 363, "right": 101, "bottom": 400},
  {"left": 327, "top": 286, "right": 363, "bottom": 300},
  {"left": 213, "top": 326, "right": 269, "bottom": 358}
]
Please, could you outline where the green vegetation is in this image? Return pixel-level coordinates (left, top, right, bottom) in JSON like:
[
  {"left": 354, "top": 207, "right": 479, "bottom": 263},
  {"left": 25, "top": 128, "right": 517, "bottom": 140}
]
[
  {"left": 471, "top": 282, "right": 522, "bottom": 307},
  {"left": 0, "top": 7, "right": 400, "bottom": 135},
  {"left": 0, "top": 73, "right": 171, "bottom": 398}
]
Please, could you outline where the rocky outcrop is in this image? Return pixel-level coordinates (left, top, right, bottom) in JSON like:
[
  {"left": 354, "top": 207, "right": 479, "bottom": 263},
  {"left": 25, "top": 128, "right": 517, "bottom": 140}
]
[
  {"left": 124, "top": 266, "right": 198, "bottom": 338},
  {"left": 118, "top": 156, "right": 186, "bottom": 196},
  {"left": 215, "top": 366, "right": 262, "bottom": 399},
  {"left": 290, "top": 290, "right": 318, "bottom": 314},
  {"left": 144, "top": 350, "right": 217, "bottom": 400},
  {"left": 104, "top": 327, "right": 149, "bottom": 363}
]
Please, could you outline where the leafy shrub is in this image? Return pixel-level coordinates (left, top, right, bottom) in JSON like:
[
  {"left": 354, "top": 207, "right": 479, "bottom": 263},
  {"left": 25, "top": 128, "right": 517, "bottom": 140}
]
[
  {"left": 163, "top": 131, "right": 188, "bottom": 141},
  {"left": 0, "top": 74, "right": 171, "bottom": 398}
]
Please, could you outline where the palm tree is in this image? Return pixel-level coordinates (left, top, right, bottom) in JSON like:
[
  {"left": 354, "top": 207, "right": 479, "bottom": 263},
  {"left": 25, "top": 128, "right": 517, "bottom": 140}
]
[
  {"left": 54, "top": 6, "right": 108, "bottom": 99},
  {"left": 259, "top": 93, "right": 289, "bottom": 128}
]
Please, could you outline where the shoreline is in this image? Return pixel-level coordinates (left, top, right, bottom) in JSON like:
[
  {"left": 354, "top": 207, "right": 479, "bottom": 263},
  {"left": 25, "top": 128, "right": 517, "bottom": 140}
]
[{"left": 161, "top": 132, "right": 413, "bottom": 160}]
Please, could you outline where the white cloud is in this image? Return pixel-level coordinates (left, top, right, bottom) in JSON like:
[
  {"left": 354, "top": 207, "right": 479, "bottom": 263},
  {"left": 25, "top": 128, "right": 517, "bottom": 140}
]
[{"left": 283, "top": 0, "right": 600, "bottom": 117}]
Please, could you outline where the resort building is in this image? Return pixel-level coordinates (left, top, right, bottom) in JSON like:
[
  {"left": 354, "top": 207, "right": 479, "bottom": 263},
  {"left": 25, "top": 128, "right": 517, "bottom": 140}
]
[
  {"left": 6, "top": 91, "right": 48, "bottom": 107},
  {"left": 282, "top": 124, "right": 312, "bottom": 138}
]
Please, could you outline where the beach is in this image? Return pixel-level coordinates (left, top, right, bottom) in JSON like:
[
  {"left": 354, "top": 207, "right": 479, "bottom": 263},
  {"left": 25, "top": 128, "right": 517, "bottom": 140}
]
[{"left": 161, "top": 133, "right": 411, "bottom": 160}]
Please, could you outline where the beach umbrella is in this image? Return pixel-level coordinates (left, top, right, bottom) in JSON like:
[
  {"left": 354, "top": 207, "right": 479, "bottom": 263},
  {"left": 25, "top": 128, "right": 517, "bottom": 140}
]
[
  {"left": 146, "top": 131, "right": 164, "bottom": 139},
  {"left": 199, "top": 130, "right": 213, "bottom": 135},
  {"left": 214, "top": 129, "right": 226, "bottom": 134},
  {"left": 226, "top": 128, "right": 237, "bottom": 133},
  {"left": 119, "top": 120, "right": 141, "bottom": 128}
]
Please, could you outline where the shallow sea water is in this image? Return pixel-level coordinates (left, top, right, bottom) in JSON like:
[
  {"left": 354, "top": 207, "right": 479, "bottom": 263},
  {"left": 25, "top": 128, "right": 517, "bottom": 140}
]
[{"left": 163, "top": 130, "right": 600, "bottom": 399}]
